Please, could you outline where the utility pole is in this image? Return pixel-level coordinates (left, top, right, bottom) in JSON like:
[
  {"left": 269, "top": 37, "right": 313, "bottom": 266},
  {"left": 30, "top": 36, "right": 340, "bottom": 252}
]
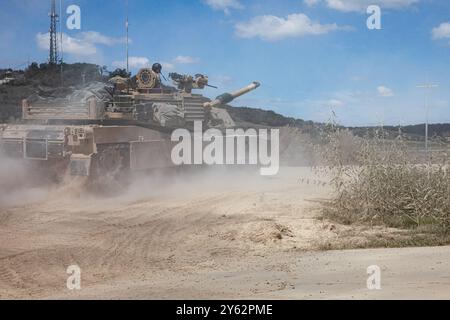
[
  {"left": 328, "top": 104, "right": 337, "bottom": 129},
  {"left": 417, "top": 82, "right": 439, "bottom": 153},
  {"left": 49, "top": 0, "right": 59, "bottom": 65}
]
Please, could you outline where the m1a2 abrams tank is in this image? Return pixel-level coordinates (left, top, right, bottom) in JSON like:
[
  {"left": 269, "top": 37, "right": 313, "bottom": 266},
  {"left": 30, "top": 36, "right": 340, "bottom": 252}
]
[{"left": 0, "top": 64, "right": 260, "bottom": 182}]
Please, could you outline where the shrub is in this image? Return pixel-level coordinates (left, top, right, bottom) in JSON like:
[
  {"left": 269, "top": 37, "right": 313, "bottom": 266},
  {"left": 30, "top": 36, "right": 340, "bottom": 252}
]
[{"left": 317, "top": 125, "right": 450, "bottom": 234}]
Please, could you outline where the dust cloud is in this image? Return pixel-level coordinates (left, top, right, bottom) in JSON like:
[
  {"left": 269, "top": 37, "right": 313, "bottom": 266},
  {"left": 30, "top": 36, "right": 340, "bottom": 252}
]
[
  {"left": 0, "top": 126, "right": 314, "bottom": 209},
  {"left": 0, "top": 151, "right": 51, "bottom": 208}
]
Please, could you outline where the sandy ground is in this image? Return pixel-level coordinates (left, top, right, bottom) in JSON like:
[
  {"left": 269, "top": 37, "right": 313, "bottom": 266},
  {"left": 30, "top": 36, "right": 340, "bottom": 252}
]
[{"left": 0, "top": 166, "right": 449, "bottom": 300}]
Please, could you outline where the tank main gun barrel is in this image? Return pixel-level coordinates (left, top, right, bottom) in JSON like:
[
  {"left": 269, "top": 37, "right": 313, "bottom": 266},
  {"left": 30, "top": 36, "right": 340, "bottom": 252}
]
[{"left": 203, "top": 81, "right": 260, "bottom": 108}]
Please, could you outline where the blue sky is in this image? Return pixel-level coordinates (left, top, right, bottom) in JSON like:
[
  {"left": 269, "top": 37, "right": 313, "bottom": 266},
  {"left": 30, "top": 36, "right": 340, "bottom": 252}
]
[{"left": 1, "top": 0, "right": 450, "bottom": 126}]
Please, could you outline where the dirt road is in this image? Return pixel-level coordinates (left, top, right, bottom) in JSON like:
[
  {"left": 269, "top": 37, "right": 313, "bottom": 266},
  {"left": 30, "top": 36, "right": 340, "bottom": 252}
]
[{"left": 0, "top": 167, "right": 449, "bottom": 299}]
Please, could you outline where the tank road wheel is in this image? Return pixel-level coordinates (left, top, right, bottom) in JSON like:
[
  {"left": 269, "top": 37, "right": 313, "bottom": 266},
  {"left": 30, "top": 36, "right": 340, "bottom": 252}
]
[{"left": 89, "top": 144, "right": 130, "bottom": 191}]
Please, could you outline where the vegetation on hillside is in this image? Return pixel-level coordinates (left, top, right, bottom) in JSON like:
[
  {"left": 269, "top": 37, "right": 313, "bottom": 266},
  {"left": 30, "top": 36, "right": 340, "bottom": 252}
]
[{"left": 0, "top": 63, "right": 129, "bottom": 121}]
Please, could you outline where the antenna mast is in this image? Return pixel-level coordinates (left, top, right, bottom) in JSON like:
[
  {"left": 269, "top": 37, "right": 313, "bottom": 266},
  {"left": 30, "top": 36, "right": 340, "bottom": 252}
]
[
  {"left": 59, "top": 0, "right": 64, "bottom": 85},
  {"left": 126, "top": 0, "right": 129, "bottom": 76},
  {"left": 49, "top": 0, "right": 59, "bottom": 65}
]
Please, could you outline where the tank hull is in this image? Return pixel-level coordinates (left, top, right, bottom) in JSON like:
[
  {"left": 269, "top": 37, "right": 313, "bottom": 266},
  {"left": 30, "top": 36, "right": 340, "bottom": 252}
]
[{"left": 0, "top": 124, "right": 175, "bottom": 179}]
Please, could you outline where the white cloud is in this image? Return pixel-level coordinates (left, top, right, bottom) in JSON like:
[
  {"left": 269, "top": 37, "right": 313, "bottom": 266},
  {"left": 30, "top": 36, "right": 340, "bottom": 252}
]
[
  {"left": 112, "top": 56, "right": 151, "bottom": 69},
  {"left": 306, "top": 0, "right": 419, "bottom": 12},
  {"left": 37, "top": 32, "right": 96, "bottom": 56},
  {"left": 111, "top": 56, "right": 196, "bottom": 71},
  {"left": 304, "top": 0, "right": 320, "bottom": 6},
  {"left": 80, "top": 31, "right": 128, "bottom": 46},
  {"left": 36, "top": 31, "right": 127, "bottom": 56},
  {"left": 432, "top": 22, "right": 450, "bottom": 40},
  {"left": 203, "top": 0, "right": 243, "bottom": 14},
  {"left": 161, "top": 62, "right": 176, "bottom": 71},
  {"left": 235, "top": 13, "right": 347, "bottom": 41},
  {"left": 377, "top": 86, "right": 394, "bottom": 97},
  {"left": 173, "top": 55, "right": 200, "bottom": 64}
]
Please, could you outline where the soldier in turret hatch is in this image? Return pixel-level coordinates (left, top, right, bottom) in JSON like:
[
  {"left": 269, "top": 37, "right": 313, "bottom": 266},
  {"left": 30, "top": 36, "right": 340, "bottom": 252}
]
[{"left": 152, "top": 63, "right": 163, "bottom": 88}]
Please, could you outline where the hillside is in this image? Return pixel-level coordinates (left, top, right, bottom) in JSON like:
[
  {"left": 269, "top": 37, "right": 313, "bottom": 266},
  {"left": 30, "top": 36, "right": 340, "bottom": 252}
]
[{"left": 0, "top": 63, "right": 107, "bottom": 121}]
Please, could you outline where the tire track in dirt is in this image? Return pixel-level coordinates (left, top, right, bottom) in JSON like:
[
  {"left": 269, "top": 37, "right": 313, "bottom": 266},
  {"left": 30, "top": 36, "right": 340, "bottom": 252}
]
[{"left": 0, "top": 168, "right": 332, "bottom": 298}]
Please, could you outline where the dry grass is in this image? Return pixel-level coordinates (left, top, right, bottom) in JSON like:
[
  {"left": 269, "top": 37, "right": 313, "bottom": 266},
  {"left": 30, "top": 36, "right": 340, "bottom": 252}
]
[{"left": 315, "top": 124, "right": 450, "bottom": 240}]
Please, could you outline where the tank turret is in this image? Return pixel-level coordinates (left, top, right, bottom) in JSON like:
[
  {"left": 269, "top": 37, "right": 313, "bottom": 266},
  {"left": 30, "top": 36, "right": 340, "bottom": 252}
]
[{"left": 105, "top": 66, "right": 260, "bottom": 128}]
